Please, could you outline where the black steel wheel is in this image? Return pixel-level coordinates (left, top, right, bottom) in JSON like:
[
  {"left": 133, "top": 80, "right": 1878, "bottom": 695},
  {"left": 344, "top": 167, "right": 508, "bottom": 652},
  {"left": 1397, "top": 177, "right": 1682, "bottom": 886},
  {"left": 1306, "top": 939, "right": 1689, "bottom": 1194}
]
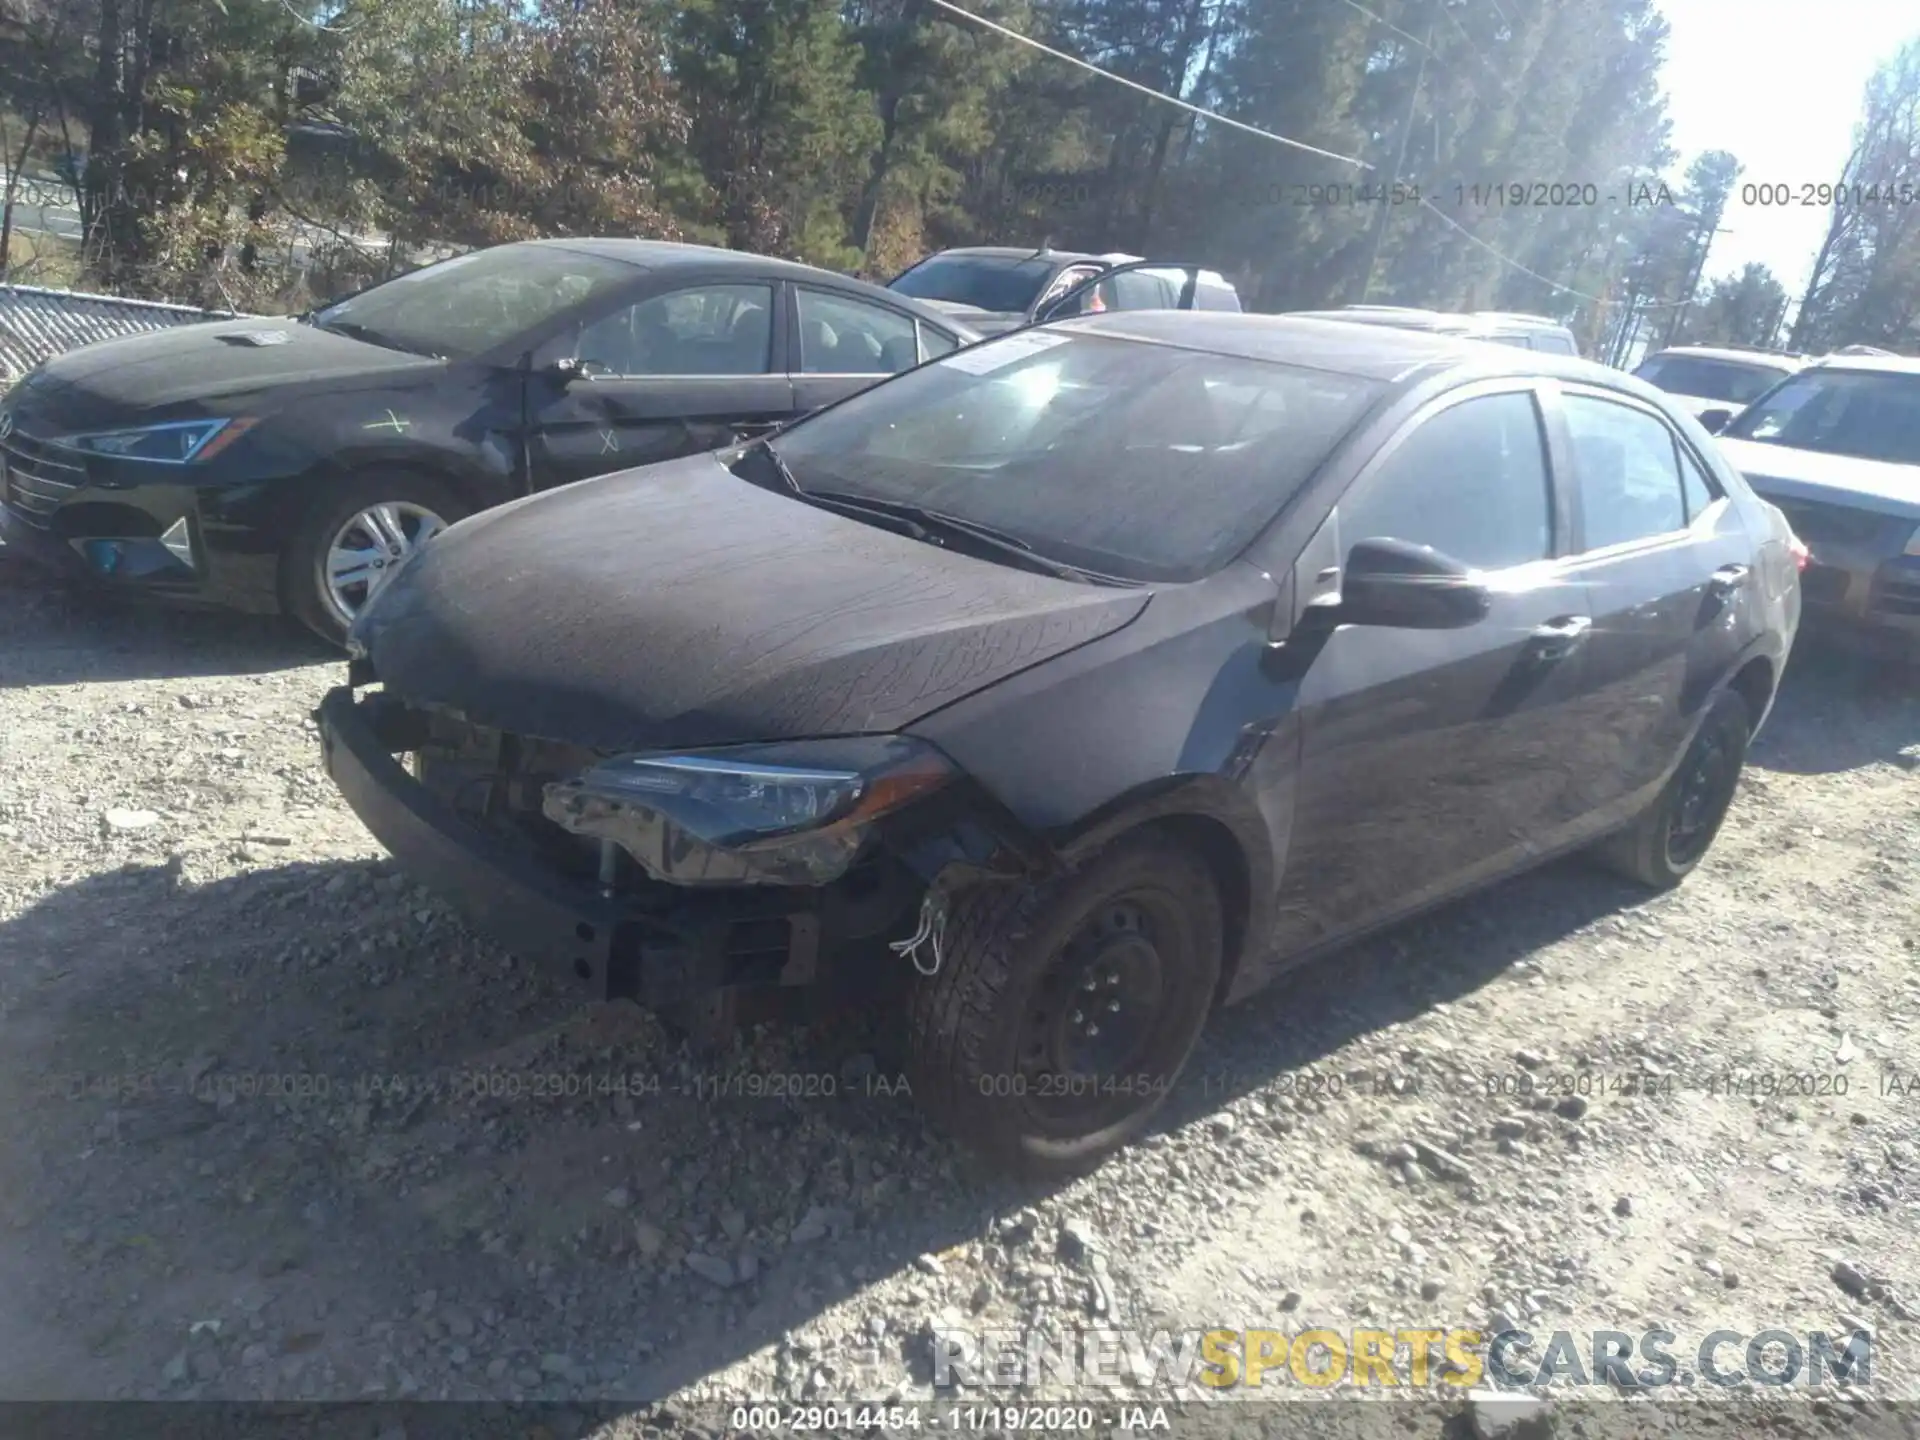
[
  {"left": 1592, "top": 687, "right": 1751, "bottom": 890},
  {"left": 904, "top": 830, "right": 1224, "bottom": 1178}
]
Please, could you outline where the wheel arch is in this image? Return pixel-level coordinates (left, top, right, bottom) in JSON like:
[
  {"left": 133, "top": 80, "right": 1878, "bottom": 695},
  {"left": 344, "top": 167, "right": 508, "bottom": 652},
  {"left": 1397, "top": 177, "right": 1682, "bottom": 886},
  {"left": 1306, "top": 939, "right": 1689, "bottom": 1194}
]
[
  {"left": 274, "top": 455, "right": 501, "bottom": 643},
  {"left": 1049, "top": 776, "right": 1276, "bottom": 1013},
  {"left": 318, "top": 448, "right": 514, "bottom": 518},
  {"left": 1727, "top": 652, "right": 1777, "bottom": 735}
]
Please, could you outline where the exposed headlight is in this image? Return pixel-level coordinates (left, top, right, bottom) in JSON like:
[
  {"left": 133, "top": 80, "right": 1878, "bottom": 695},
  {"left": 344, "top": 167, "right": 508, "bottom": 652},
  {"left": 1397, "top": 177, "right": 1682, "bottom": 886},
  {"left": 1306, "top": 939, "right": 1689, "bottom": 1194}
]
[
  {"left": 55, "top": 417, "right": 259, "bottom": 464},
  {"left": 542, "top": 736, "right": 955, "bottom": 887}
]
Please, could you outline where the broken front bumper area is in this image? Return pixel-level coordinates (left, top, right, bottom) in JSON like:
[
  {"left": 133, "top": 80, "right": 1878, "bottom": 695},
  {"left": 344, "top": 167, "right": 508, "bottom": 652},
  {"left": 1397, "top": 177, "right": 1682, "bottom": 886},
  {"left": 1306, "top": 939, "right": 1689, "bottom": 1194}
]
[
  {"left": 318, "top": 685, "right": 857, "bottom": 1005},
  {"left": 316, "top": 685, "right": 1036, "bottom": 1006}
]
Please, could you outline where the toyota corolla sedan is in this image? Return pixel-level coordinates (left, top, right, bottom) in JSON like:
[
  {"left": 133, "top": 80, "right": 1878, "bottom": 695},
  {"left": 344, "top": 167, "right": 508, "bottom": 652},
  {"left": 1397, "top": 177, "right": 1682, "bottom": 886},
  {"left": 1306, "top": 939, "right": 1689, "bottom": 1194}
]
[{"left": 318, "top": 314, "right": 1801, "bottom": 1175}]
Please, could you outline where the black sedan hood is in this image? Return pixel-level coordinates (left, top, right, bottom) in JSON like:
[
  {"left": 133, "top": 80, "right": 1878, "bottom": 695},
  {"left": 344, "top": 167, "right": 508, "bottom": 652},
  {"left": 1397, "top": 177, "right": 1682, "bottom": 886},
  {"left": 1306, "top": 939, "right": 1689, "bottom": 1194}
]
[
  {"left": 355, "top": 452, "right": 1152, "bottom": 751},
  {"left": 12, "top": 318, "right": 440, "bottom": 430}
]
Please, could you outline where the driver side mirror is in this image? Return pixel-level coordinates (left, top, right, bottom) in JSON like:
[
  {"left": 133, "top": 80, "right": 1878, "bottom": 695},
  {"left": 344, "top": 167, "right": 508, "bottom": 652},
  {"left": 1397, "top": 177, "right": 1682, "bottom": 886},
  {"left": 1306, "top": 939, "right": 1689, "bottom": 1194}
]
[
  {"left": 547, "top": 356, "right": 589, "bottom": 384},
  {"left": 1697, "top": 407, "right": 1733, "bottom": 434},
  {"left": 1336, "top": 537, "right": 1491, "bottom": 630}
]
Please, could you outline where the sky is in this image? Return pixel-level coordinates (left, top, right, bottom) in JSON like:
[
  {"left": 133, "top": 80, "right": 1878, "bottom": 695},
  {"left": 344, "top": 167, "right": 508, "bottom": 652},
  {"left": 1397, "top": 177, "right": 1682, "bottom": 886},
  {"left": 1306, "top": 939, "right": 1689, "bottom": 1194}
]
[{"left": 1657, "top": 0, "right": 1917, "bottom": 302}]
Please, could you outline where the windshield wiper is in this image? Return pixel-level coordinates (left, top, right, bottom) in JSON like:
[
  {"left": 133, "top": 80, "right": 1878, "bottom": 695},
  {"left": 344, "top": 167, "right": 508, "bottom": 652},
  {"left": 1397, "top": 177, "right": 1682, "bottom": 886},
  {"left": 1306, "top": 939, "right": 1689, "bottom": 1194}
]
[
  {"left": 804, "top": 489, "right": 1137, "bottom": 586},
  {"left": 733, "top": 443, "right": 1134, "bottom": 585}
]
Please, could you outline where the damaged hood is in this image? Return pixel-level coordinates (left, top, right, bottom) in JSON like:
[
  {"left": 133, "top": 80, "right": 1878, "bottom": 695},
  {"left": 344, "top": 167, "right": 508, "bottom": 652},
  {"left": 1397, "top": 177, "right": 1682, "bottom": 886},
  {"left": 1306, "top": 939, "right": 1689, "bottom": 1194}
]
[
  {"left": 354, "top": 452, "right": 1152, "bottom": 750},
  {"left": 15, "top": 318, "right": 440, "bottom": 429}
]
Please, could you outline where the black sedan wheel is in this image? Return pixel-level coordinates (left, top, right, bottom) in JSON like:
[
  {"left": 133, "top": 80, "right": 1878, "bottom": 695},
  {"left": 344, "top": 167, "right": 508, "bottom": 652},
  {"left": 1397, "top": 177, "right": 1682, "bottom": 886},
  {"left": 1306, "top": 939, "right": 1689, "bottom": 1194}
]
[
  {"left": 1592, "top": 688, "right": 1751, "bottom": 889},
  {"left": 904, "top": 830, "right": 1222, "bottom": 1177},
  {"left": 283, "top": 472, "right": 470, "bottom": 646}
]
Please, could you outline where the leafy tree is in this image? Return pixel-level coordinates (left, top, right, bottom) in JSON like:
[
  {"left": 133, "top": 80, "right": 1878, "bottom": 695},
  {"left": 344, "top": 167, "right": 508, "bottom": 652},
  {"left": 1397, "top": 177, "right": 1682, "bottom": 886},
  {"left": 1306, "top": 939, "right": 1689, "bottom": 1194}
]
[
  {"left": 1791, "top": 37, "right": 1920, "bottom": 353},
  {"left": 671, "top": 0, "right": 878, "bottom": 266},
  {"left": 0, "top": 0, "right": 1723, "bottom": 327},
  {"left": 1677, "top": 261, "right": 1789, "bottom": 348},
  {"left": 843, "top": 0, "right": 1032, "bottom": 267}
]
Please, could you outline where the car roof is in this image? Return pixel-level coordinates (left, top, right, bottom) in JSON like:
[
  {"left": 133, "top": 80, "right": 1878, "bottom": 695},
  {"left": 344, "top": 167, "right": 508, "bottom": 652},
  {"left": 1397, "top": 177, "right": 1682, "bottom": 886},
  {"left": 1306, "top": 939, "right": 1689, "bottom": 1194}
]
[
  {"left": 1473, "top": 311, "right": 1565, "bottom": 327},
  {"left": 511, "top": 237, "right": 979, "bottom": 334},
  {"left": 1643, "top": 345, "right": 1802, "bottom": 368},
  {"left": 1054, "top": 311, "right": 1627, "bottom": 387},
  {"left": 1285, "top": 308, "right": 1562, "bottom": 343},
  {"left": 1287, "top": 306, "right": 1542, "bottom": 334},
  {"left": 1802, "top": 351, "right": 1920, "bottom": 376},
  {"left": 919, "top": 246, "right": 1102, "bottom": 265}
]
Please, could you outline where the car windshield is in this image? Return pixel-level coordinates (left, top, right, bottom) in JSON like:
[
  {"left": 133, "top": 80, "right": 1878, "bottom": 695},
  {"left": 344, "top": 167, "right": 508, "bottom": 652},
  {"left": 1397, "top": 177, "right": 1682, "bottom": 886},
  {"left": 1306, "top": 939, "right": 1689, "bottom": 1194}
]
[
  {"left": 1635, "top": 354, "right": 1790, "bottom": 405},
  {"left": 766, "top": 330, "right": 1386, "bottom": 583},
  {"left": 1724, "top": 368, "right": 1920, "bottom": 466},
  {"left": 889, "top": 255, "right": 1057, "bottom": 314},
  {"left": 312, "top": 245, "right": 638, "bottom": 360}
]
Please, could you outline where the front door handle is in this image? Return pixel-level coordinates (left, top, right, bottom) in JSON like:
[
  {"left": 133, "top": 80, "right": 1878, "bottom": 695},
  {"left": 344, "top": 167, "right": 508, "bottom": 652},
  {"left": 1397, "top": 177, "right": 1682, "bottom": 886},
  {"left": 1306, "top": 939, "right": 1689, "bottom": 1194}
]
[
  {"left": 1525, "top": 614, "right": 1593, "bottom": 662},
  {"left": 1708, "top": 563, "right": 1750, "bottom": 596}
]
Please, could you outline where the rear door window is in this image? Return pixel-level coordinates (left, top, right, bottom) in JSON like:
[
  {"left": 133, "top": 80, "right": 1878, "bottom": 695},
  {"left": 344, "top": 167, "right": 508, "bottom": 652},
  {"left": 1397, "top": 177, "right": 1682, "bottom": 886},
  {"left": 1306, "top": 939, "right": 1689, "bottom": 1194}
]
[
  {"left": 1562, "top": 393, "right": 1689, "bottom": 550},
  {"left": 570, "top": 283, "right": 774, "bottom": 376},
  {"left": 1678, "top": 445, "right": 1721, "bottom": 521},
  {"left": 795, "top": 288, "right": 920, "bottom": 375}
]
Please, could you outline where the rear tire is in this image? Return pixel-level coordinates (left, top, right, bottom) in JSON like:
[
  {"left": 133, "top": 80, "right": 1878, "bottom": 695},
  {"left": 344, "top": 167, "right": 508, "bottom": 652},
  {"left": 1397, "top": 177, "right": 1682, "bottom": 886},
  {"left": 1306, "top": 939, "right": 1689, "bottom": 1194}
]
[
  {"left": 282, "top": 472, "right": 469, "bottom": 647},
  {"left": 1591, "top": 688, "right": 1750, "bottom": 890},
  {"left": 904, "top": 831, "right": 1223, "bottom": 1179}
]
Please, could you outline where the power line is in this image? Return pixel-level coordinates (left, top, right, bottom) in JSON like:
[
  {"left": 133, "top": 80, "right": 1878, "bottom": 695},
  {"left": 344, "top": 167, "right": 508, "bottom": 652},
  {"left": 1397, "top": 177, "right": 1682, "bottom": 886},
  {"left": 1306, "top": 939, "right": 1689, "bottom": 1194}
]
[
  {"left": 274, "top": 0, "right": 362, "bottom": 32},
  {"left": 1330, "top": 0, "right": 1429, "bottom": 55},
  {"left": 1437, "top": 3, "right": 1516, "bottom": 97},
  {"left": 1415, "top": 196, "right": 1692, "bottom": 309},
  {"left": 1333, "top": 0, "right": 1505, "bottom": 110},
  {"left": 931, "top": 0, "right": 1685, "bottom": 312},
  {"left": 925, "top": 0, "right": 1374, "bottom": 170}
]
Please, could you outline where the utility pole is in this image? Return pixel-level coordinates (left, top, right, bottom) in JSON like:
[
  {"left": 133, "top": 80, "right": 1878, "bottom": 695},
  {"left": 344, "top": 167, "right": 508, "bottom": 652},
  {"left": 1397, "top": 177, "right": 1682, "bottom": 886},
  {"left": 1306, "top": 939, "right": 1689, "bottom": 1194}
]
[
  {"left": 1358, "top": 0, "right": 1433, "bottom": 304},
  {"left": 1660, "top": 211, "right": 1732, "bottom": 348}
]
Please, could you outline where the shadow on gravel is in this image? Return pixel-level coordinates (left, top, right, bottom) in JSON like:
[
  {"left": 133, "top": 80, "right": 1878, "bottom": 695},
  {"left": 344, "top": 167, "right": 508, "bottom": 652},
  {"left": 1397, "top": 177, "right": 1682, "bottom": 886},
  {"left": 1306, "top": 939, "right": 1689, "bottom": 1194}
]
[
  {"left": 1747, "top": 643, "right": 1920, "bottom": 776},
  {"left": 0, "top": 832, "right": 1656, "bottom": 1401},
  {"left": 1164, "top": 854, "right": 1645, "bottom": 1132},
  {"left": 0, "top": 854, "right": 1040, "bottom": 1402},
  {"left": 0, "top": 563, "right": 331, "bottom": 686}
]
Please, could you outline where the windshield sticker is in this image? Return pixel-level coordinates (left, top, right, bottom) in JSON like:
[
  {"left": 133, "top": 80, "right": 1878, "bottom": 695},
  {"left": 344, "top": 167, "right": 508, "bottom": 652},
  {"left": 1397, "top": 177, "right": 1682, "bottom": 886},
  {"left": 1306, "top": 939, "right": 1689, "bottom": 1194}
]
[{"left": 939, "top": 330, "right": 1072, "bottom": 375}]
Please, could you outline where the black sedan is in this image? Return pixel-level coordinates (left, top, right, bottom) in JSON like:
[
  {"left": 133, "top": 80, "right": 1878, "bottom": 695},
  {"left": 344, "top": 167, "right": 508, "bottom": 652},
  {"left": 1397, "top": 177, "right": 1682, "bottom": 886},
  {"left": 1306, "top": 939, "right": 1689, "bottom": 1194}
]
[
  {"left": 0, "top": 239, "right": 978, "bottom": 643},
  {"left": 317, "top": 313, "right": 1801, "bottom": 1175}
]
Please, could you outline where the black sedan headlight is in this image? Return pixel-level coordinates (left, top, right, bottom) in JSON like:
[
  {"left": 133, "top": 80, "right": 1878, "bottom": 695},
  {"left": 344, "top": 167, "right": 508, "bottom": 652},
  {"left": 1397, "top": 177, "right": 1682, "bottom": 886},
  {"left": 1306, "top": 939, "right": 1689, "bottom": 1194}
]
[
  {"left": 54, "top": 417, "right": 259, "bottom": 465},
  {"left": 541, "top": 736, "right": 955, "bottom": 886}
]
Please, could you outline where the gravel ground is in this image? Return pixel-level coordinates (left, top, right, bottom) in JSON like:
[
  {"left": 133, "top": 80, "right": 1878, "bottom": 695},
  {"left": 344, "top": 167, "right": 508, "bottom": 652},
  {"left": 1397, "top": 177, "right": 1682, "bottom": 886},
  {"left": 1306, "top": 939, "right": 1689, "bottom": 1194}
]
[{"left": 2, "top": 561, "right": 1918, "bottom": 1438}]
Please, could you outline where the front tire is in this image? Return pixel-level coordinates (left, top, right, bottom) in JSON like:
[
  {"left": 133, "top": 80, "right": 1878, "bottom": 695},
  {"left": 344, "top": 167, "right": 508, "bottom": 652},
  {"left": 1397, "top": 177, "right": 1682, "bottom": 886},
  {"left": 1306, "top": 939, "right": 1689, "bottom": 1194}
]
[
  {"left": 904, "top": 831, "right": 1223, "bottom": 1179},
  {"left": 1591, "top": 688, "right": 1751, "bottom": 890},
  {"left": 282, "top": 472, "right": 469, "bottom": 647}
]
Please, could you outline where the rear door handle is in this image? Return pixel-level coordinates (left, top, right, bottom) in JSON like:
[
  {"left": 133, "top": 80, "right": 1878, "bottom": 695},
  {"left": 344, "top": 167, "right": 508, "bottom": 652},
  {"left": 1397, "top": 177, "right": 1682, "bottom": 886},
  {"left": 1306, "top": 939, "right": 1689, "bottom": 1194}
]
[
  {"left": 1709, "top": 563, "right": 1750, "bottom": 595},
  {"left": 1525, "top": 614, "right": 1592, "bottom": 661}
]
